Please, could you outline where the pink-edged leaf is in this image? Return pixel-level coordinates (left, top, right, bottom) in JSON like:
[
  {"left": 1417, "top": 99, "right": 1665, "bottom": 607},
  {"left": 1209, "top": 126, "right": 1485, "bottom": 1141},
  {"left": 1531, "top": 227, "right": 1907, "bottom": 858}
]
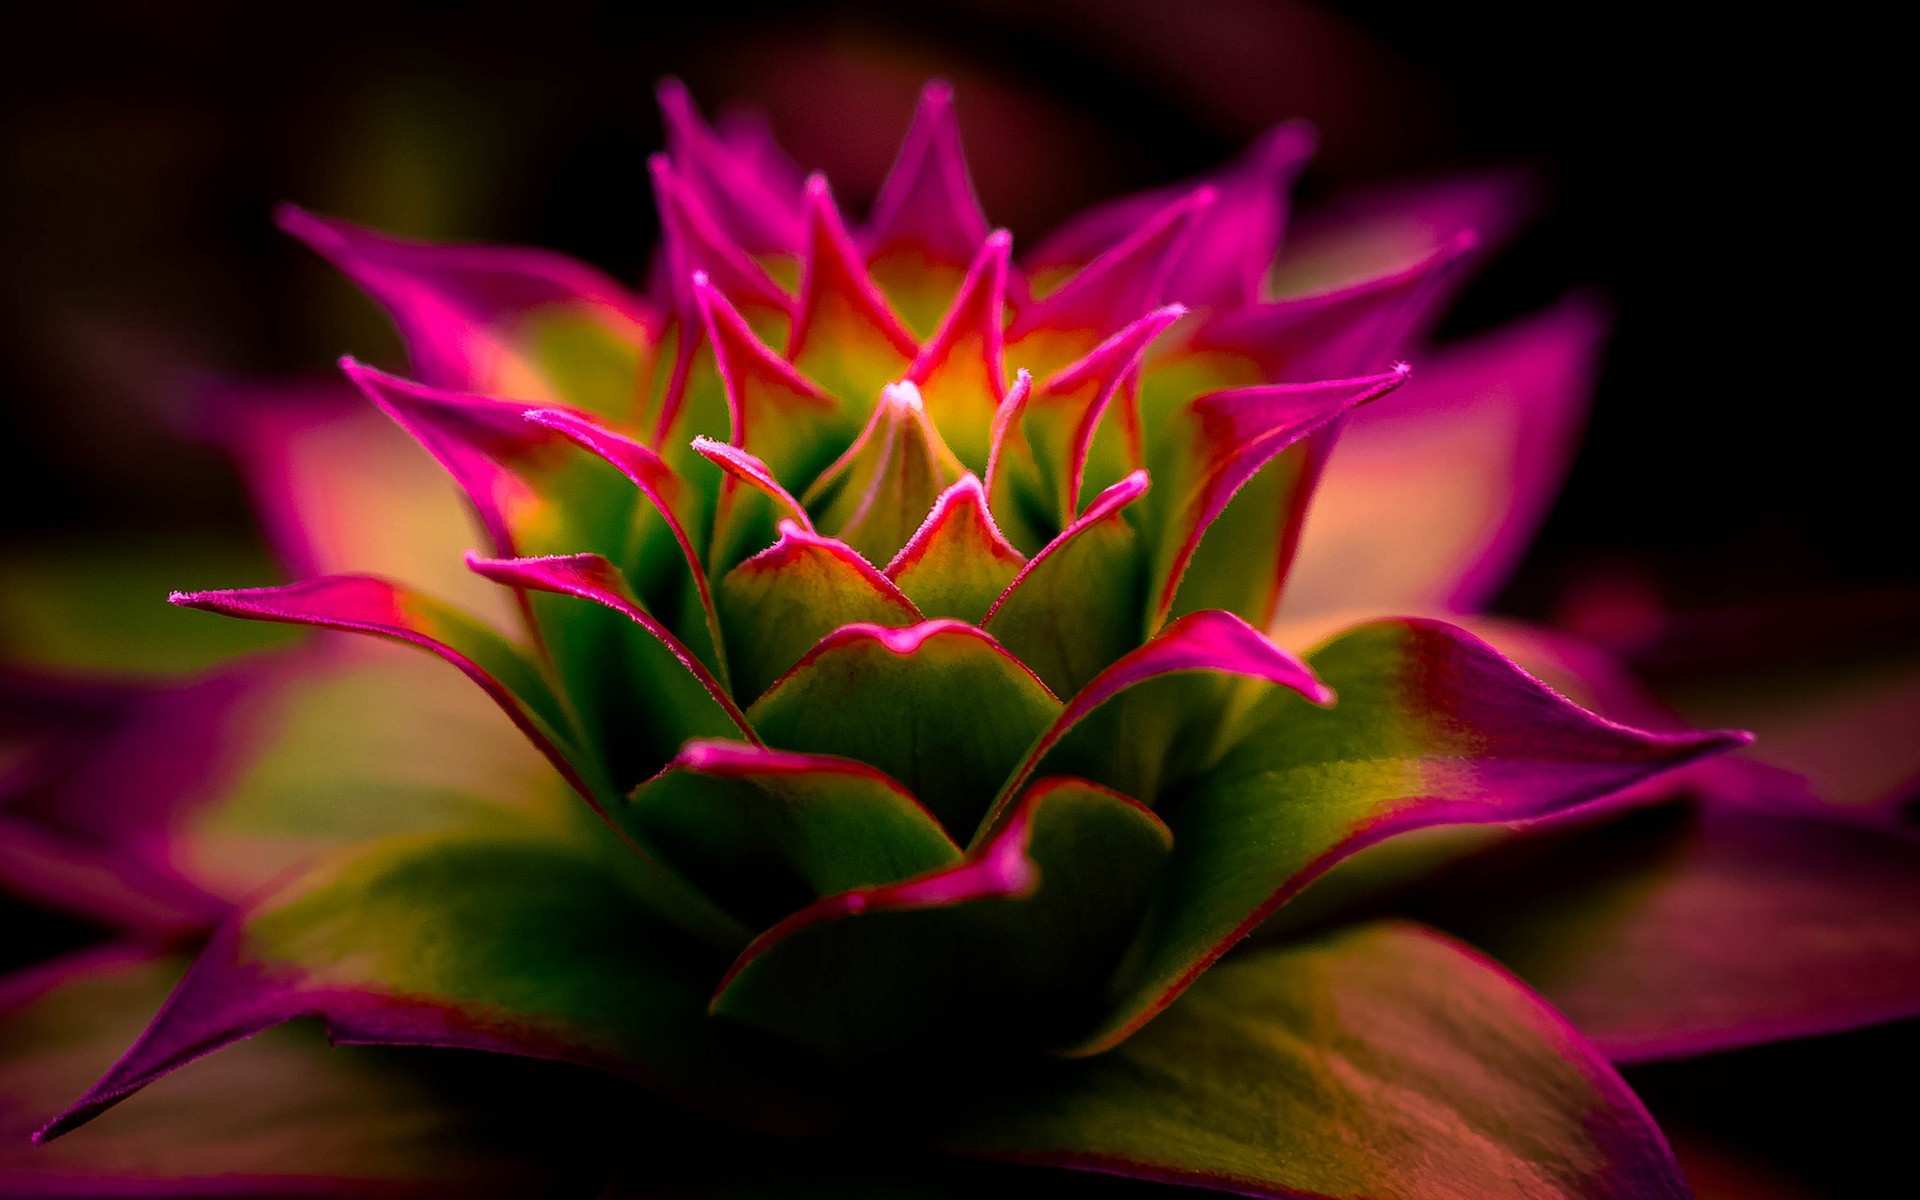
[
  {"left": 204, "top": 381, "right": 516, "bottom": 627},
  {"left": 1157, "top": 121, "right": 1316, "bottom": 311},
  {"left": 1441, "top": 799, "right": 1920, "bottom": 1063},
  {"left": 520, "top": 405, "right": 727, "bottom": 676},
  {"left": 691, "top": 270, "right": 845, "bottom": 487},
  {"left": 691, "top": 437, "right": 813, "bottom": 533},
  {"left": 787, "top": 174, "right": 920, "bottom": 408},
  {"left": 746, "top": 620, "right": 1060, "bottom": 838},
  {"left": 168, "top": 576, "right": 586, "bottom": 798},
  {"left": 1027, "top": 120, "right": 1318, "bottom": 312},
  {"left": 277, "top": 206, "right": 653, "bottom": 416},
  {"left": 979, "top": 369, "right": 1051, "bottom": 552},
  {"left": 649, "top": 153, "right": 794, "bottom": 325},
  {"left": 1071, "top": 617, "right": 1745, "bottom": 1055},
  {"left": 657, "top": 78, "right": 805, "bottom": 257},
  {"left": 715, "top": 522, "right": 922, "bottom": 702},
  {"left": 1, "top": 948, "right": 613, "bottom": 1196},
  {"left": 37, "top": 827, "right": 831, "bottom": 1146},
  {"left": 627, "top": 739, "right": 962, "bottom": 929},
  {"left": 1283, "top": 298, "right": 1608, "bottom": 618},
  {"left": 1007, "top": 187, "right": 1214, "bottom": 358},
  {"left": 1271, "top": 166, "right": 1537, "bottom": 296},
  {"left": 179, "top": 580, "right": 753, "bottom": 947},
  {"left": 902, "top": 229, "right": 1012, "bottom": 468},
  {"left": 981, "top": 608, "right": 1330, "bottom": 837},
  {"left": 341, "top": 360, "right": 637, "bottom": 569},
  {"left": 884, "top": 474, "right": 1025, "bottom": 624},
  {"left": 466, "top": 552, "right": 752, "bottom": 748},
  {"left": 802, "top": 380, "right": 967, "bottom": 566},
  {"left": 945, "top": 921, "right": 1689, "bottom": 1200},
  {"left": 981, "top": 471, "right": 1150, "bottom": 698},
  {"left": 863, "top": 80, "right": 992, "bottom": 270},
  {"left": 709, "top": 776, "right": 1170, "bottom": 1054},
  {"left": 712, "top": 104, "right": 806, "bottom": 204},
  {"left": 646, "top": 155, "right": 794, "bottom": 447},
  {"left": 690, "top": 433, "right": 821, "bottom": 576},
  {"left": 342, "top": 363, "right": 722, "bottom": 683},
  {"left": 1024, "top": 304, "right": 1186, "bottom": 524},
  {"left": 1190, "top": 233, "right": 1477, "bottom": 383},
  {"left": 1146, "top": 366, "right": 1411, "bottom": 630}
]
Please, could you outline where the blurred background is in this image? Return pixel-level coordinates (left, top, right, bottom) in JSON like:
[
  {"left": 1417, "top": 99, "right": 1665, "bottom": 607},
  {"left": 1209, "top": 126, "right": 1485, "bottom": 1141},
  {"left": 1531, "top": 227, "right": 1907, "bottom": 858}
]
[
  {"left": 1, "top": 2, "right": 1905, "bottom": 1195},
  {"left": 1, "top": 1, "right": 1906, "bottom": 616}
]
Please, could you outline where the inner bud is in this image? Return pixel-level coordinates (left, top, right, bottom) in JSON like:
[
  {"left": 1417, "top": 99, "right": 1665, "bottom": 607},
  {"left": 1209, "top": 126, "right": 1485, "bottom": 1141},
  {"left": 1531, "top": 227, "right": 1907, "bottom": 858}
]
[{"left": 801, "top": 380, "right": 967, "bottom": 564}]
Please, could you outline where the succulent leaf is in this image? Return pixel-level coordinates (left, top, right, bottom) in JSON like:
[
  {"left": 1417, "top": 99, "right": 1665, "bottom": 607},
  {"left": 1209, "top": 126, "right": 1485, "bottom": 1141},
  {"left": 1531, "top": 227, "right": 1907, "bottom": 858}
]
[
  {"left": 715, "top": 523, "right": 922, "bottom": 701},
  {"left": 709, "top": 776, "right": 1171, "bottom": 1054},
  {"left": 747, "top": 620, "right": 1060, "bottom": 838},
  {"left": 944, "top": 922, "right": 1690, "bottom": 1200},
  {"left": 277, "top": 206, "right": 654, "bottom": 415},
  {"left": 1073, "top": 617, "right": 1747, "bottom": 1054},
  {"left": 885, "top": 474, "right": 1026, "bottom": 623},
  {"left": 38, "top": 827, "right": 829, "bottom": 1145},
  {"left": 628, "top": 740, "right": 962, "bottom": 930},
  {"left": 63, "top": 79, "right": 1797, "bottom": 1194}
]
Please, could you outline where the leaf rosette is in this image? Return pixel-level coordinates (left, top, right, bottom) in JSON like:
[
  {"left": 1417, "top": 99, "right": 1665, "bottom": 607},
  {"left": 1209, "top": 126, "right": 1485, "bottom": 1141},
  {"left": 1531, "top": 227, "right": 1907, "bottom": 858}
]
[{"left": 19, "top": 82, "right": 1775, "bottom": 1199}]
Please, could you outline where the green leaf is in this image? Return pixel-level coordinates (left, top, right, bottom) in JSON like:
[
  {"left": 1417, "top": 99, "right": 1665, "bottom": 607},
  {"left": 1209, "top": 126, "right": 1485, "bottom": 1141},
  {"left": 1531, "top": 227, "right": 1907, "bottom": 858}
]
[
  {"left": 944, "top": 922, "right": 1688, "bottom": 1200},
  {"left": 0, "top": 949, "right": 618, "bottom": 1195},
  {"left": 626, "top": 740, "right": 962, "bottom": 929},
  {"left": 1075, "top": 617, "right": 1741, "bottom": 1052},
  {"left": 982, "top": 472, "right": 1149, "bottom": 698},
  {"left": 746, "top": 621, "right": 1059, "bottom": 837},
  {"left": 885, "top": 475, "right": 1025, "bottom": 624},
  {"left": 710, "top": 777, "right": 1170, "bottom": 1054},
  {"left": 716, "top": 526, "right": 922, "bottom": 702},
  {"left": 43, "top": 826, "right": 831, "bottom": 1142}
]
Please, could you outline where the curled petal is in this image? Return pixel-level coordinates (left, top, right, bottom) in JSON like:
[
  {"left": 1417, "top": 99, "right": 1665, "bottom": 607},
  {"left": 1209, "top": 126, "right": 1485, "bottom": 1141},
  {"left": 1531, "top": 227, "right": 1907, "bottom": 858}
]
[
  {"left": 630, "top": 739, "right": 961, "bottom": 929},
  {"left": 277, "top": 206, "right": 654, "bottom": 414},
  {"left": 1071, "top": 617, "right": 1746, "bottom": 1054},
  {"left": 1009, "top": 188, "right": 1214, "bottom": 349},
  {"left": 1026, "top": 303, "right": 1187, "bottom": 523},
  {"left": 1192, "top": 234, "right": 1475, "bottom": 383},
  {"left": 1148, "top": 366, "right": 1411, "bottom": 628},
  {"left": 1026, "top": 119, "right": 1317, "bottom": 311},
  {"left": 692, "top": 271, "right": 842, "bottom": 486},
  {"left": 716, "top": 522, "right": 922, "bottom": 702},
  {"left": 904, "top": 230, "right": 1013, "bottom": 467},
  {"left": 466, "top": 552, "right": 751, "bottom": 741}
]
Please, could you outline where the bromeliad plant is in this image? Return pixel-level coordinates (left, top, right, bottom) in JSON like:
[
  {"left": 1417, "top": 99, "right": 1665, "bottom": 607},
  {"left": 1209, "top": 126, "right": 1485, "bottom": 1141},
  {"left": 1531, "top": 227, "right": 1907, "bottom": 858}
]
[{"left": 12, "top": 81, "right": 1867, "bottom": 1197}]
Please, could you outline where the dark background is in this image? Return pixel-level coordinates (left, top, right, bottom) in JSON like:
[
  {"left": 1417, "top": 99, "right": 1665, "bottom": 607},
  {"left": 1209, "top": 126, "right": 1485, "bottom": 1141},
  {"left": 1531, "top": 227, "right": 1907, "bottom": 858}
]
[
  {"left": 0, "top": 0, "right": 1905, "bottom": 616},
  {"left": 1, "top": 4, "right": 1904, "bottom": 1196}
]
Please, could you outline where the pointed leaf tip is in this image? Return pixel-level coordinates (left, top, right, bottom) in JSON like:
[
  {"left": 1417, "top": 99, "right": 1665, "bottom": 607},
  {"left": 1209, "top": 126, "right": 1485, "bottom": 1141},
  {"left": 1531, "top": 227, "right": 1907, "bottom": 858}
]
[{"left": 865, "top": 80, "right": 993, "bottom": 269}]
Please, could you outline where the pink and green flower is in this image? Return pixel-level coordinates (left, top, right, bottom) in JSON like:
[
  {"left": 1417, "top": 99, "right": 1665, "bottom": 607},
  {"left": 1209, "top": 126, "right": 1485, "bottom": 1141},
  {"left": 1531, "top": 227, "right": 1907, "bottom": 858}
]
[{"left": 3, "top": 81, "right": 1916, "bottom": 1199}]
